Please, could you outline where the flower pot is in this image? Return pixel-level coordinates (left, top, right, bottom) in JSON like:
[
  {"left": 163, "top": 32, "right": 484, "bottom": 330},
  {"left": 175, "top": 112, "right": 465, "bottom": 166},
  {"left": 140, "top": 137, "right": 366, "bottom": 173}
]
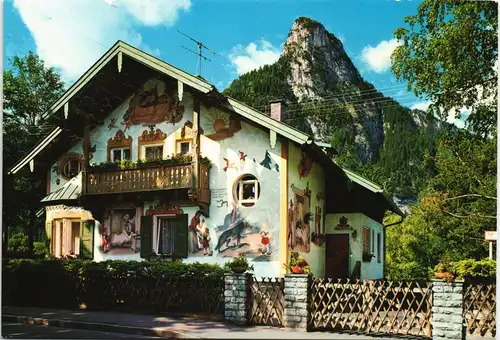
[
  {"left": 291, "top": 266, "right": 304, "bottom": 274},
  {"left": 231, "top": 265, "right": 247, "bottom": 274},
  {"left": 435, "top": 272, "right": 451, "bottom": 279}
]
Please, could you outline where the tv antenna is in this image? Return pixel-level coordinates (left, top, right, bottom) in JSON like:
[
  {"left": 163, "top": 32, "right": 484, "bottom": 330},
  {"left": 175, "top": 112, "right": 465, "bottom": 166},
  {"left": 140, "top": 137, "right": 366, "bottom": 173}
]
[{"left": 177, "top": 29, "right": 216, "bottom": 77}]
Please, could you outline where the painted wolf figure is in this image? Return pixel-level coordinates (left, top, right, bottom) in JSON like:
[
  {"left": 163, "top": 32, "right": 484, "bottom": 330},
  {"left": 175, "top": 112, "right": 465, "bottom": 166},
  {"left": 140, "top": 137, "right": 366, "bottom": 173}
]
[{"left": 215, "top": 208, "right": 251, "bottom": 253}]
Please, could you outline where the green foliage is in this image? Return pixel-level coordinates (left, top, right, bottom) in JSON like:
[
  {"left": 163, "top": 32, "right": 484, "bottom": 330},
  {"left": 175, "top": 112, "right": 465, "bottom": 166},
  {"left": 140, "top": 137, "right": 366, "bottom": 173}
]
[
  {"left": 33, "top": 241, "right": 49, "bottom": 258},
  {"left": 3, "top": 259, "right": 225, "bottom": 314},
  {"left": 282, "top": 251, "right": 311, "bottom": 274},
  {"left": 8, "top": 233, "right": 29, "bottom": 253},
  {"left": 224, "top": 254, "right": 254, "bottom": 272},
  {"left": 451, "top": 258, "right": 496, "bottom": 280},
  {"left": 391, "top": 0, "right": 498, "bottom": 137},
  {"left": 89, "top": 154, "right": 211, "bottom": 172},
  {"left": 3, "top": 52, "right": 65, "bottom": 253}
]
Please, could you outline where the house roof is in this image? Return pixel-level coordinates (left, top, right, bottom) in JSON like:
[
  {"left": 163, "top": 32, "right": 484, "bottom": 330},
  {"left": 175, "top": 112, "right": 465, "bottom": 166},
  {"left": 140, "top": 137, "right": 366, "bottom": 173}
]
[
  {"left": 7, "top": 40, "right": 310, "bottom": 175},
  {"left": 342, "top": 168, "right": 405, "bottom": 217},
  {"left": 41, "top": 172, "right": 82, "bottom": 204}
]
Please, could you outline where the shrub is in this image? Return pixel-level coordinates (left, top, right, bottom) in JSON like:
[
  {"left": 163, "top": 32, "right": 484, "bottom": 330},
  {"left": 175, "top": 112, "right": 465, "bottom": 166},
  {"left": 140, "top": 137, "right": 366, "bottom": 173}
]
[
  {"left": 451, "top": 258, "right": 496, "bottom": 281},
  {"left": 3, "top": 259, "right": 225, "bottom": 315}
]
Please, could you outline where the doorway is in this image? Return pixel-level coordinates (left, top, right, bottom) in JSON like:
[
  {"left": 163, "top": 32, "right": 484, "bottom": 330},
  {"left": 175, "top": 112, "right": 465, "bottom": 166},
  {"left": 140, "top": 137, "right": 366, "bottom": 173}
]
[{"left": 325, "top": 234, "right": 349, "bottom": 280}]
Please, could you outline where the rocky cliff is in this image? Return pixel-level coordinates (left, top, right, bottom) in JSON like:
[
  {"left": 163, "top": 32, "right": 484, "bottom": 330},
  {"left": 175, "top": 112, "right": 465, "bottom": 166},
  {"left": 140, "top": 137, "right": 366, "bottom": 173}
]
[{"left": 224, "top": 17, "right": 440, "bottom": 198}]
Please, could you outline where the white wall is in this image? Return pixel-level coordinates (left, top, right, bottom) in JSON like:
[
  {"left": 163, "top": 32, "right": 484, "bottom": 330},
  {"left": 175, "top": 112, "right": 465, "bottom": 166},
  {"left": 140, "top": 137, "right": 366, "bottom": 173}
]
[
  {"left": 193, "top": 105, "right": 283, "bottom": 278},
  {"left": 49, "top": 79, "right": 195, "bottom": 194},
  {"left": 325, "top": 213, "right": 384, "bottom": 280}
]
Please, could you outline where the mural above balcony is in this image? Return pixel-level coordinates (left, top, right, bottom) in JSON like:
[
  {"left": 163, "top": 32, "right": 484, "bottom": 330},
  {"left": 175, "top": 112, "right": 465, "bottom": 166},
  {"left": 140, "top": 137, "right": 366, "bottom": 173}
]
[
  {"left": 100, "top": 207, "right": 141, "bottom": 255},
  {"left": 122, "top": 79, "right": 184, "bottom": 126}
]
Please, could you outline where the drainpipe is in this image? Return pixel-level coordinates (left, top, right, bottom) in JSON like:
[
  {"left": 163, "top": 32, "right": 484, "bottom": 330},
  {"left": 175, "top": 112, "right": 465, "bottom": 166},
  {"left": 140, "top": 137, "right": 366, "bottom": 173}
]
[{"left": 382, "top": 215, "right": 405, "bottom": 279}]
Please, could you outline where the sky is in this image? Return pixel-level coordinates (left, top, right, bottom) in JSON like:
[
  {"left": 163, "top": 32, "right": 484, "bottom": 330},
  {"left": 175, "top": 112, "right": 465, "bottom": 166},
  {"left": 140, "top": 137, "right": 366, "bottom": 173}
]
[{"left": 4, "top": 0, "right": 468, "bottom": 127}]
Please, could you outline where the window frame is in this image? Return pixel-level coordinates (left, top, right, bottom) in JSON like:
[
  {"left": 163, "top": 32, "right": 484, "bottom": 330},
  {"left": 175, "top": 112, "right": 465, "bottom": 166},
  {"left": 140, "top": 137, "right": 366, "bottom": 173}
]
[
  {"left": 362, "top": 226, "right": 371, "bottom": 255},
  {"left": 175, "top": 138, "right": 193, "bottom": 155},
  {"left": 142, "top": 143, "right": 164, "bottom": 161},
  {"left": 62, "top": 159, "right": 82, "bottom": 179},
  {"left": 153, "top": 215, "right": 176, "bottom": 256},
  {"left": 109, "top": 147, "right": 131, "bottom": 162},
  {"left": 234, "top": 174, "right": 260, "bottom": 207},
  {"left": 377, "top": 232, "right": 381, "bottom": 263},
  {"left": 51, "top": 218, "right": 81, "bottom": 258}
]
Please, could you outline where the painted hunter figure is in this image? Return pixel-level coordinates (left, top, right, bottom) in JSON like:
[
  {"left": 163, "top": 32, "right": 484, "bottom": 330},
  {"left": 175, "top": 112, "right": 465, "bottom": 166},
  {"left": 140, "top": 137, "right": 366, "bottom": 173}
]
[{"left": 189, "top": 210, "right": 202, "bottom": 253}]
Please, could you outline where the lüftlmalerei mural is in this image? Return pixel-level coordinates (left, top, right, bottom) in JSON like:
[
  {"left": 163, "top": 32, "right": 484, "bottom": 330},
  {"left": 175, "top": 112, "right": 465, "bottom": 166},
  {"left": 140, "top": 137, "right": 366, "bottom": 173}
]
[
  {"left": 123, "top": 79, "right": 184, "bottom": 126},
  {"left": 288, "top": 182, "right": 312, "bottom": 253},
  {"left": 100, "top": 206, "right": 141, "bottom": 255}
]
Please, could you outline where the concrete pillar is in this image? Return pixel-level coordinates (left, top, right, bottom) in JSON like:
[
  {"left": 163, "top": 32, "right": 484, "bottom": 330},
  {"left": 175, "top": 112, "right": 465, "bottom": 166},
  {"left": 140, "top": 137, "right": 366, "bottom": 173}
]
[
  {"left": 431, "top": 280, "right": 466, "bottom": 340},
  {"left": 224, "top": 273, "right": 251, "bottom": 325},
  {"left": 284, "top": 274, "right": 311, "bottom": 331}
]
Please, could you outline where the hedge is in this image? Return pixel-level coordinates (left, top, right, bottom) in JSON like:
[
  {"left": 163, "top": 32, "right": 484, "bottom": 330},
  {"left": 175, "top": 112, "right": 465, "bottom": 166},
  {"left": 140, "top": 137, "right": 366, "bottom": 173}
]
[{"left": 3, "top": 259, "right": 225, "bottom": 315}]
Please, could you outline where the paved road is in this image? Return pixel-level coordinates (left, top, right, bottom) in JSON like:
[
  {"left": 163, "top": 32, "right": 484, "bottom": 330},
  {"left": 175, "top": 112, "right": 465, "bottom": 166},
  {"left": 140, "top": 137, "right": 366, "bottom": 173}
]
[{"left": 2, "top": 322, "right": 161, "bottom": 339}]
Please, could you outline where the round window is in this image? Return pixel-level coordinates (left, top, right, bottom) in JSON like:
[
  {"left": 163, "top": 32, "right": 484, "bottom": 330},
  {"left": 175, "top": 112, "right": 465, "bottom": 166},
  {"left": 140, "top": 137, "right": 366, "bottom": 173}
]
[
  {"left": 234, "top": 174, "right": 260, "bottom": 207},
  {"left": 58, "top": 153, "right": 84, "bottom": 180}
]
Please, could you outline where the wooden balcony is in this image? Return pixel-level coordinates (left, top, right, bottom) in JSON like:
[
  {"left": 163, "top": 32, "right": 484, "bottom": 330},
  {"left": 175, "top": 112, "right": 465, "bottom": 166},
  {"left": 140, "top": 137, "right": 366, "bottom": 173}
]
[{"left": 84, "top": 163, "right": 194, "bottom": 195}]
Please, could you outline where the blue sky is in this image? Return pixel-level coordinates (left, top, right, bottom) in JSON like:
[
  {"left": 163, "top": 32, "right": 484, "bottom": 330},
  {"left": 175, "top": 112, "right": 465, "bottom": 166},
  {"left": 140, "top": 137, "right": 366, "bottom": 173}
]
[{"left": 4, "top": 0, "right": 466, "bottom": 126}]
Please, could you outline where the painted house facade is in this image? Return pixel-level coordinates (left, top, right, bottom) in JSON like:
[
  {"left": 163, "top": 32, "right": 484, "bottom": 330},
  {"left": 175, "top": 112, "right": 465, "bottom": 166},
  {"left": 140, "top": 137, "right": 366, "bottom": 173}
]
[{"left": 9, "top": 41, "right": 403, "bottom": 280}]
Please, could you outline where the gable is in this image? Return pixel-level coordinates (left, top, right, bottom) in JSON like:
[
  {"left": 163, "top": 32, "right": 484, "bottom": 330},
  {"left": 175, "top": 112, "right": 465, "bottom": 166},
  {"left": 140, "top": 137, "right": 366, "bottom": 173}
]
[{"left": 8, "top": 40, "right": 309, "bottom": 177}]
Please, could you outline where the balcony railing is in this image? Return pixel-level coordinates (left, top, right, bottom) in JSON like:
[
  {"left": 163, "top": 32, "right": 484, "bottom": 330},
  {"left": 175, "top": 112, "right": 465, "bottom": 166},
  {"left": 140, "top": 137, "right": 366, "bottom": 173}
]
[{"left": 84, "top": 163, "right": 193, "bottom": 195}]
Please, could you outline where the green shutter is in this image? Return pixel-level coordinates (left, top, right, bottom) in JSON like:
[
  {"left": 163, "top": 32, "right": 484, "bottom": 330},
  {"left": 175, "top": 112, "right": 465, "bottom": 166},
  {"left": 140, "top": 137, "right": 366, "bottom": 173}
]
[
  {"left": 80, "top": 220, "right": 95, "bottom": 259},
  {"left": 174, "top": 214, "right": 188, "bottom": 258},
  {"left": 45, "top": 221, "right": 53, "bottom": 252},
  {"left": 140, "top": 215, "right": 153, "bottom": 259}
]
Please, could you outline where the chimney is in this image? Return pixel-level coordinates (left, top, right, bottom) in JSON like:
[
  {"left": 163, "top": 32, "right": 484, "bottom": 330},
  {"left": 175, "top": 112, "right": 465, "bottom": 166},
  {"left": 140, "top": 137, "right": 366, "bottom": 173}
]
[{"left": 269, "top": 99, "right": 287, "bottom": 122}]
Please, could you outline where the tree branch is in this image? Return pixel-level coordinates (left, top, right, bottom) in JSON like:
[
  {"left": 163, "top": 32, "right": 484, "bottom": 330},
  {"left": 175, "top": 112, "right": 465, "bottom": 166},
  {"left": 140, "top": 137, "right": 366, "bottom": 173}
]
[
  {"left": 440, "top": 193, "right": 497, "bottom": 204},
  {"left": 441, "top": 209, "right": 497, "bottom": 220}
]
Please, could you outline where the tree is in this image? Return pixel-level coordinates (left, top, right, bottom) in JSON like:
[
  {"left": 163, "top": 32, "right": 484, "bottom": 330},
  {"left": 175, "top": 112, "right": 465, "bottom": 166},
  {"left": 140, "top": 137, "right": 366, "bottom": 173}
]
[
  {"left": 391, "top": 0, "right": 498, "bottom": 137},
  {"left": 3, "top": 52, "right": 65, "bottom": 254}
]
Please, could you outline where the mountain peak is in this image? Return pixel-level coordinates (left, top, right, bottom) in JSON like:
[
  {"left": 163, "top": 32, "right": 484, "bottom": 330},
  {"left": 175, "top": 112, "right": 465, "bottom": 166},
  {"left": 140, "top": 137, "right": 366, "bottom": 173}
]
[{"left": 284, "top": 16, "right": 362, "bottom": 100}]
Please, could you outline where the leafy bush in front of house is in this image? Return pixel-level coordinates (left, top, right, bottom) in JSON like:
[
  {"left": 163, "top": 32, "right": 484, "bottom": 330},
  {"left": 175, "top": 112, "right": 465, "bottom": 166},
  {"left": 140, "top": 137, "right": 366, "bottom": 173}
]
[
  {"left": 3, "top": 259, "right": 225, "bottom": 316},
  {"left": 451, "top": 258, "right": 496, "bottom": 281}
]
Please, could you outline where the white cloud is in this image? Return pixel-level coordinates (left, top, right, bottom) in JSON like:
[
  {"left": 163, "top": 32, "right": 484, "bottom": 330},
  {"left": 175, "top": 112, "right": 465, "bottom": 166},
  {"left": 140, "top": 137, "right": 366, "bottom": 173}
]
[
  {"left": 228, "top": 40, "right": 281, "bottom": 75},
  {"left": 12, "top": 0, "right": 190, "bottom": 83},
  {"left": 360, "top": 38, "right": 401, "bottom": 73}
]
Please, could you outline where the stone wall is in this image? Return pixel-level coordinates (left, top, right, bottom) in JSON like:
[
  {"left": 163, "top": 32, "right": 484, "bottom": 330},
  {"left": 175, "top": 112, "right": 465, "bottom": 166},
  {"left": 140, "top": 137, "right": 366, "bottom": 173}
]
[
  {"left": 283, "top": 274, "right": 311, "bottom": 331},
  {"left": 224, "top": 273, "right": 251, "bottom": 325},
  {"left": 431, "top": 280, "right": 465, "bottom": 340}
]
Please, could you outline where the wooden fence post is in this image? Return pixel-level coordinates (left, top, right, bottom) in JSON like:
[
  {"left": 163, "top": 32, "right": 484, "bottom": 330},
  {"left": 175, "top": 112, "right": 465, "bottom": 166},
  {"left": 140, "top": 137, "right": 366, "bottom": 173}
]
[{"left": 432, "top": 279, "right": 466, "bottom": 340}]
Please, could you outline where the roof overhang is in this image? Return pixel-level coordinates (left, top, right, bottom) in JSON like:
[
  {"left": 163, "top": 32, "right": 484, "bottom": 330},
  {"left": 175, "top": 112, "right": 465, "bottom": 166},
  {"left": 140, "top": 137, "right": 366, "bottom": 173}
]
[
  {"left": 8, "top": 127, "right": 62, "bottom": 175},
  {"left": 223, "top": 97, "right": 310, "bottom": 144},
  {"left": 41, "top": 40, "right": 214, "bottom": 122},
  {"left": 342, "top": 167, "right": 405, "bottom": 217}
]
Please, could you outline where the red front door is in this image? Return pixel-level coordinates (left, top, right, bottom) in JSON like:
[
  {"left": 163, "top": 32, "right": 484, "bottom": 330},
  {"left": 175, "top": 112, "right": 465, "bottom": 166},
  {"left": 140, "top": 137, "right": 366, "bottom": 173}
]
[{"left": 325, "top": 234, "right": 349, "bottom": 279}]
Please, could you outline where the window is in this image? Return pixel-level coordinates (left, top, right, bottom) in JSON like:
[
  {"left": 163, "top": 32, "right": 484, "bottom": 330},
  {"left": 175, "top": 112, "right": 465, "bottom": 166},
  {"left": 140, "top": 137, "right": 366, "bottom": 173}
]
[
  {"left": 143, "top": 214, "right": 188, "bottom": 258},
  {"left": 144, "top": 145, "right": 164, "bottom": 160},
  {"left": 51, "top": 219, "right": 82, "bottom": 258},
  {"left": 62, "top": 159, "right": 82, "bottom": 179},
  {"left": 176, "top": 140, "right": 192, "bottom": 155},
  {"left": 371, "top": 229, "right": 374, "bottom": 252},
  {"left": 377, "top": 232, "right": 381, "bottom": 263},
  {"left": 234, "top": 174, "right": 260, "bottom": 207},
  {"left": 362, "top": 227, "right": 371, "bottom": 255},
  {"left": 110, "top": 147, "right": 131, "bottom": 162},
  {"left": 157, "top": 217, "right": 175, "bottom": 255}
]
